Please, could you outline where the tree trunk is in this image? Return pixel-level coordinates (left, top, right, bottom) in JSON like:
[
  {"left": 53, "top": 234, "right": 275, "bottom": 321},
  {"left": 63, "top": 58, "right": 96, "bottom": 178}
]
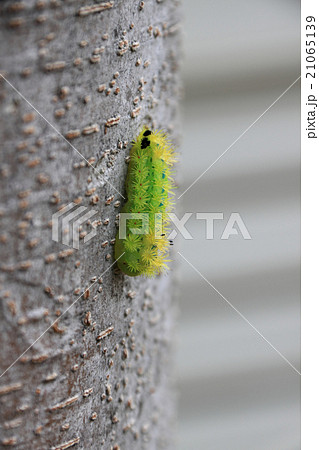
[{"left": 0, "top": 1, "right": 181, "bottom": 448}]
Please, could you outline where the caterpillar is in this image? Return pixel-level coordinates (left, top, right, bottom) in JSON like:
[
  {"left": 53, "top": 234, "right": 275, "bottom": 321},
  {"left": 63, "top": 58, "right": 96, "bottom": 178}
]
[{"left": 114, "top": 127, "right": 176, "bottom": 277}]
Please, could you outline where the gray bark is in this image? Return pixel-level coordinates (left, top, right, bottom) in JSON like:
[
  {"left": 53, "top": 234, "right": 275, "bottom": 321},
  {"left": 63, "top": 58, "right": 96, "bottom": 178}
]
[{"left": 0, "top": 1, "right": 181, "bottom": 448}]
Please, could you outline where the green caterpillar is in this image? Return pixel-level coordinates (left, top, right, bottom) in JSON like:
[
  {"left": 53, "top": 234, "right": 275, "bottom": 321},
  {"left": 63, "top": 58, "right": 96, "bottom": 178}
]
[{"left": 114, "top": 127, "right": 176, "bottom": 277}]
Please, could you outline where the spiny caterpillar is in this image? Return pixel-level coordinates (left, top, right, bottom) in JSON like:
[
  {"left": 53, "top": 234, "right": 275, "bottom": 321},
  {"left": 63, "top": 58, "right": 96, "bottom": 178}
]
[{"left": 114, "top": 127, "right": 176, "bottom": 277}]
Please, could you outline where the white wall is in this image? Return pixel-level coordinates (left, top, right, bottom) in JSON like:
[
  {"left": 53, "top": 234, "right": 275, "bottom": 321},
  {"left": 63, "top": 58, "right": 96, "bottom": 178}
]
[{"left": 176, "top": 1, "right": 300, "bottom": 448}]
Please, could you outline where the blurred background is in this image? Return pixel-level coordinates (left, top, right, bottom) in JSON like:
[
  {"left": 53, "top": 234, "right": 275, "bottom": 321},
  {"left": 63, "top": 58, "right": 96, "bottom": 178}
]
[{"left": 176, "top": 1, "right": 300, "bottom": 449}]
